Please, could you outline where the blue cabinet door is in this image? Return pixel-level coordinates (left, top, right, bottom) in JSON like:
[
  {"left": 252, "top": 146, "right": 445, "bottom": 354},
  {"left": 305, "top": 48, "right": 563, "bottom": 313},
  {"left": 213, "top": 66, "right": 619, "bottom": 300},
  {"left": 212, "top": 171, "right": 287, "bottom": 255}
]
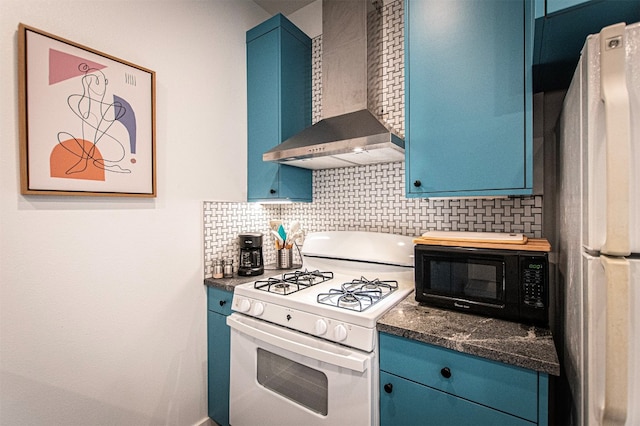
[
  {"left": 533, "top": 0, "right": 640, "bottom": 73},
  {"left": 405, "top": 0, "right": 533, "bottom": 198},
  {"left": 247, "top": 28, "right": 280, "bottom": 201},
  {"left": 380, "top": 371, "right": 534, "bottom": 426},
  {"left": 207, "top": 287, "right": 232, "bottom": 426},
  {"left": 246, "top": 15, "right": 312, "bottom": 202}
]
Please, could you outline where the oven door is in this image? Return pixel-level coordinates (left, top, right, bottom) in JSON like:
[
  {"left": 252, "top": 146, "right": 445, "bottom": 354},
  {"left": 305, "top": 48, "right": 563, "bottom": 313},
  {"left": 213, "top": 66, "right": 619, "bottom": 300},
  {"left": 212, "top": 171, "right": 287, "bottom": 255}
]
[{"left": 226, "top": 313, "right": 376, "bottom": 426}]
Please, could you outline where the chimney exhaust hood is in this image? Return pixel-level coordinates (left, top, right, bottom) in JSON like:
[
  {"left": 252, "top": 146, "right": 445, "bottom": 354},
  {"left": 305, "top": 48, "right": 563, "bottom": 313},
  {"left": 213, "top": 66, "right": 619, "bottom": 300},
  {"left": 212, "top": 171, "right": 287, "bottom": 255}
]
[{"left": 262, "top": 0, "right": 405, "bottom": 170}]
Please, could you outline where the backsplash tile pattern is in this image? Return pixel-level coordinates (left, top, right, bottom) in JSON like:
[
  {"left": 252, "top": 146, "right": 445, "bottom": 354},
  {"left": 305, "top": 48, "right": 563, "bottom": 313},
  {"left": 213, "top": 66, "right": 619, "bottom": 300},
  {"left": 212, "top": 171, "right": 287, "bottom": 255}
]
[
  {"left": 368, "top": 0, "right": 405, "bottom": 135},
  {"left": 281, "top": 162, "right": 542, "bottom": 238},
  {"left": 203, "top": 165, "right": 543, "bottom": 278},
  {"left": 312, "top": 36, "right": 322, "bottom": 124},
  {"left": 204, "top": 202, "right": 282, "bottom": 278},
  {"left": 203, "top": 0, "right": 543, "bottom": 278}
]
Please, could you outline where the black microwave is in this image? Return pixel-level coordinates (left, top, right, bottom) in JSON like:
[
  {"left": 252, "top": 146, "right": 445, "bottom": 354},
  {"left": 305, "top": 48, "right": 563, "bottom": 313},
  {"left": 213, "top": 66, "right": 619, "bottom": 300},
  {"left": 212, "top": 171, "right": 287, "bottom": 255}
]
[{"left": 414, "top": 245, "right": 549, "bottom": 325}]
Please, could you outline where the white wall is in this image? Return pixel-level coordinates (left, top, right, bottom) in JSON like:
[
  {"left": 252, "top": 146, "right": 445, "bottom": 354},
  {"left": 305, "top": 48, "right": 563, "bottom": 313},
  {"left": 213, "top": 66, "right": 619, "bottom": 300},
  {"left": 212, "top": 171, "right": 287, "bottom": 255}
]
[{"left": 0, "top": 1, "right": 268, "bottom": 424}]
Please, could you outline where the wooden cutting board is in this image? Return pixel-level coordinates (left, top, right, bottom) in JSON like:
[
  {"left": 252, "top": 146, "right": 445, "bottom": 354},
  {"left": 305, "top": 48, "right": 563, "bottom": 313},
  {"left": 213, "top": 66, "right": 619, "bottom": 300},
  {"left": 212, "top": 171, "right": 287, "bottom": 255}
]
[
  {"left": 418, "top": 231, "right": 528, "bottom": 244},
  {"left": 414, "top": 231, "right": 551, "bottom": 252}
]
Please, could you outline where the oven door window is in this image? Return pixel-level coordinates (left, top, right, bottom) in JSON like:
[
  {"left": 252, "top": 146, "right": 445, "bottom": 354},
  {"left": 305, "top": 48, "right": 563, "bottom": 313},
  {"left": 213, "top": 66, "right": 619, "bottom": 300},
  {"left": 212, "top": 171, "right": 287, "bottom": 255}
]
[
  {"left": 428, "top": 257, "right": 505, "bottom": 304},
  {"left": 257, "top": 348, "right": 328, "bottom": 415}
]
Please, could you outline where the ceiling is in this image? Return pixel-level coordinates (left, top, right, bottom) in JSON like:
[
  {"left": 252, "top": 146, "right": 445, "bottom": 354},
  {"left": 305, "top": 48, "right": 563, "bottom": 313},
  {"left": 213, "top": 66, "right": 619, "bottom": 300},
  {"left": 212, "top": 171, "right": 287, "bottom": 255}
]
[{"left": 252, "top": 0, "right": 316, "bottom": 15}]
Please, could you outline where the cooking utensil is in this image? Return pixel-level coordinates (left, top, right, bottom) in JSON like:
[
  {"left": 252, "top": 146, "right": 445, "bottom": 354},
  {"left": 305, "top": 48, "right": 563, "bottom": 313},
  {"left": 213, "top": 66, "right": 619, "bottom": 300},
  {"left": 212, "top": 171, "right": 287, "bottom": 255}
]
[
  {"left": 269, "top": 220, "right": 282, "bottom": 232},
  {"left": 271, "top": 230, "right": 284, "bottom": 249},
  {"left": 284, "top": 221, "right": 300, "bottom": 246},
  {"left": 287, "top": 229, "right": 303, "bottom": 246},
  {"left": 288, "top": 221, "right": 300, "bottom": 237},
  {"left": 277, "top": 224, "right": 287, "bottom": 242}
]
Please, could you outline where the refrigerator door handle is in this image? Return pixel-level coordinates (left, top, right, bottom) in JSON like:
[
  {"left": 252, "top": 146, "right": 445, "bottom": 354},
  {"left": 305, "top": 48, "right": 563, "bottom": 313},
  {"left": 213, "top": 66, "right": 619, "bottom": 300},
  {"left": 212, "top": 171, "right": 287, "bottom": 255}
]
[
  {"left": 600, "top": 23, "right": 631, "bottom": 257},
  {"left": 601, "top": 255, "right": 630, "bottom": 426}
]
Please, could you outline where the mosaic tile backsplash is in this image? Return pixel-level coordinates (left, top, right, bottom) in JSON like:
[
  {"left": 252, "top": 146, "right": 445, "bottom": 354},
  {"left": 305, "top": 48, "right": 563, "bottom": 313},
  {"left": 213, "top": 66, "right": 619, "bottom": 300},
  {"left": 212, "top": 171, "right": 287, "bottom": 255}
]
[
  {"left": 204, "top": 162, "right": 542, "bottom": 277},
  {"left": 203, "top": 0, "right": 543, "bottom": 278}
]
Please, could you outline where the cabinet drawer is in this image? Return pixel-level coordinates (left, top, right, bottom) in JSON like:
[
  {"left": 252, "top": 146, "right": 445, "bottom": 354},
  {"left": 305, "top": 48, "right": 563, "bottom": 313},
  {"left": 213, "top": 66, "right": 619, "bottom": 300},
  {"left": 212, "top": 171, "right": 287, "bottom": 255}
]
[
  {"left": 380, "top": 371, "right": 534, "bottom": 426},
  {"left": 379, "top": 333, "right": 538, "bottom": 422},
  {"left": 207, "top": 286, "right": 232, "bottom": 316}
]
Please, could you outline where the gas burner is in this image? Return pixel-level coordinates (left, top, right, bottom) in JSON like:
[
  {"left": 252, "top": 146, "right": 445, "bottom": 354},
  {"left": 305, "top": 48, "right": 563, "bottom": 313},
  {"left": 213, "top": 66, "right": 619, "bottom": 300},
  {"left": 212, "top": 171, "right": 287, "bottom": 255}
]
[
  {"left": 337, "top": 293, "right": 361, "bottom": 309},
  {"left": 272, "top": 282, "right": 292, "bottom": 293},
  {"left": 254, "top": 269, "right": 334, "bottom": 295},
  {"left": 317, "top": 276, "right": 399, "bottom": 312},
  {"left": 344, "top": 277, "right": 398, "bottom": 294},
  {"left": 283, "top": 269, "right": 333, "bottom": 286},
  {"left": 254, "top": 277, "right": 301, "bottom": 295}
]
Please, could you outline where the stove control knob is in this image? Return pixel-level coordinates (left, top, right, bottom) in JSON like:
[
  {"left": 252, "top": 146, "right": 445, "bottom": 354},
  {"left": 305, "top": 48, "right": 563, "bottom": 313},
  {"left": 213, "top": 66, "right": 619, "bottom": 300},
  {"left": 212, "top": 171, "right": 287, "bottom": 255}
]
[
  {"left": 252, "top": 302, "right": 265, "bottom": 316},
  {"left": 238, "top": 298, "right": 251, "bottom": 313},
  {"left": 334, "top": 324, "right": 348, "bottom": 341},
  {"left": 315, "top": 319, "right": 328, "bottom": 335}
]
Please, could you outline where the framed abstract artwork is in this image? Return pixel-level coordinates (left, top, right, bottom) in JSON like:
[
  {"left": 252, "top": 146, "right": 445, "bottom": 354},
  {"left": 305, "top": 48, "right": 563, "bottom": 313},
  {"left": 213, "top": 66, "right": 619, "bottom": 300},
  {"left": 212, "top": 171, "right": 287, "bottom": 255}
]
[{"left": 18, "top": 24, "right": 156, "bottom": 197}]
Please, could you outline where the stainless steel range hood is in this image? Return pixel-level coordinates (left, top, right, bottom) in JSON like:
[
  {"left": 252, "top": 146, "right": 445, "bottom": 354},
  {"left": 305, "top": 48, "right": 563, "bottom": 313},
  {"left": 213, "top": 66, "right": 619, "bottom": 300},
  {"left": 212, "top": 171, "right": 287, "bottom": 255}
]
[{"left": 262, "top": 0, "right": 404, "bottom": 170}]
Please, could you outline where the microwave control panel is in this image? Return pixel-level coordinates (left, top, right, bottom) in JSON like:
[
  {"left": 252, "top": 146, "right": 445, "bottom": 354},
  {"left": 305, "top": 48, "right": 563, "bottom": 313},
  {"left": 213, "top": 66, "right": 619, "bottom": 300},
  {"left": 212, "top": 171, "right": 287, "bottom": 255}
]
[{"left": 521, "top": 257, "right": 547, "bottom": 309}]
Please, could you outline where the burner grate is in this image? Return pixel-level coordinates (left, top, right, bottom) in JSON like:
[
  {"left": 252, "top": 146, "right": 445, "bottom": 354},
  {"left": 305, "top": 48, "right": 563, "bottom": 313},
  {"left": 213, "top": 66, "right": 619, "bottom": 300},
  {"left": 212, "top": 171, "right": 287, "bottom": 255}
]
[
  {"left": 283, "top": 269, "right": 334, "bottom": 286},
  {"left": 254, "top": 269, "right": 333, "bottom": 295},
  {"left": 316, "top": 277, "right": 398, "bottom": 312}
]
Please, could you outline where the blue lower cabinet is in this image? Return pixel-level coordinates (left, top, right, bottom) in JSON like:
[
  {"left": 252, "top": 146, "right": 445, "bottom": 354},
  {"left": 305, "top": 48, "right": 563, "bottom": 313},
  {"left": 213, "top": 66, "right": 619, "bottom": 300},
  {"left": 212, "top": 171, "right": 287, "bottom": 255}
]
[
  {"left": 379, "top": 332, "right": 549, "bottom": 425},
  {"left": 380, "top": 371, "right": 534, "bottom": 426},
  {"left": 207, "top": 287, "right": 232, "bottom": 426}
]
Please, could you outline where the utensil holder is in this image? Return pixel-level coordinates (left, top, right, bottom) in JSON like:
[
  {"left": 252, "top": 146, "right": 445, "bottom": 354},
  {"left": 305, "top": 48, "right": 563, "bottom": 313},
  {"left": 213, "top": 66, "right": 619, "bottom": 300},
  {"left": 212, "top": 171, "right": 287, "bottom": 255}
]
[{"left": 276, "top": 248, "right": 292, "bottom": 269}]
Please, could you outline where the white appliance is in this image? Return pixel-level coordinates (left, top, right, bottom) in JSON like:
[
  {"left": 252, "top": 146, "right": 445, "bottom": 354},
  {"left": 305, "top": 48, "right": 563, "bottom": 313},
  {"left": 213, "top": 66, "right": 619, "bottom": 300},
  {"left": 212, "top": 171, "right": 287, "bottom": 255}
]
[
  {"left": 227, "top": 231, "right": 415, "bottom": 426},
  {"left": 557, "top": 22, "right": 640, "bottom": 426}
]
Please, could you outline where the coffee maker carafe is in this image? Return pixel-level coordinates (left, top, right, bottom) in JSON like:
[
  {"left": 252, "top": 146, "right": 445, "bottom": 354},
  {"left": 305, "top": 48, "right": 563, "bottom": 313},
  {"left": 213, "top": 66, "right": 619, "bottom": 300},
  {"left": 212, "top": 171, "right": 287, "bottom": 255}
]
[{"left": 237, "top": 233, "right": 264, "bottom": 276}]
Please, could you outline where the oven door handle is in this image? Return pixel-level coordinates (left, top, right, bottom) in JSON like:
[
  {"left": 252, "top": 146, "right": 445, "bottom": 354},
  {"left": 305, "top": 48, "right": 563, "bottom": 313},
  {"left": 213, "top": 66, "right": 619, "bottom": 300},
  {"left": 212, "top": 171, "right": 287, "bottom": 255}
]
[{"left": 227, "top": 313, "right": 370, "bottom": 373}]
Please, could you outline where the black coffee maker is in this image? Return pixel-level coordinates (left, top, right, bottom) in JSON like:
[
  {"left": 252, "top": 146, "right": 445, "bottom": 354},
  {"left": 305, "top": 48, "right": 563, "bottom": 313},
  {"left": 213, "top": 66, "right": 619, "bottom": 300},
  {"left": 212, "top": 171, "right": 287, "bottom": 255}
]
[{"left": 237, "top": 233, "right": 264, "bottom": 276}]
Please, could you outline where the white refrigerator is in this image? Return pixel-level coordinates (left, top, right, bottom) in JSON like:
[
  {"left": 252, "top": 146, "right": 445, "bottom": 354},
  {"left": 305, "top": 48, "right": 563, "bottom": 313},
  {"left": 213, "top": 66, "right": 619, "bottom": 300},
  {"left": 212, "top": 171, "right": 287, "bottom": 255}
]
[{"left": 557, "top": 22, "right": 639, "bottom": 426}]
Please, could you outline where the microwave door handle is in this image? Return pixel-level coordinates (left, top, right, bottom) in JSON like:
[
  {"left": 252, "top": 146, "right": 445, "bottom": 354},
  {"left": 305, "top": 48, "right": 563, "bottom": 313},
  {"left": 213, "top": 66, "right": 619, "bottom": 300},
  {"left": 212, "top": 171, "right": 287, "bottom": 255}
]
[{"left": 227, "top": 314, "right": 369, "bottom": 373}]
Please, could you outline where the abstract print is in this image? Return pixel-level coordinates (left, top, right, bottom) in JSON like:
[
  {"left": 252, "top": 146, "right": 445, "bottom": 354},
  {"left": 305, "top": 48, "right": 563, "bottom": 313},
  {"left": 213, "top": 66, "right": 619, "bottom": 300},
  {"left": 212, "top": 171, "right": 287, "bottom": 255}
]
[{"left": 48, "top": 48, "right": 137, "bottom": 181}]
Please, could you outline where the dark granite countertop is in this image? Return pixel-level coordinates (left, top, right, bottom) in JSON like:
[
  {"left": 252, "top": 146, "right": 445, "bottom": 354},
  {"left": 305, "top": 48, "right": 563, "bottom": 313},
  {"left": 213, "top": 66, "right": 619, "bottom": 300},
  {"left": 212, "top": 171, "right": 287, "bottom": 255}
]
[{"left": 378, "top": 293, "right": 560, "bottom": 376}]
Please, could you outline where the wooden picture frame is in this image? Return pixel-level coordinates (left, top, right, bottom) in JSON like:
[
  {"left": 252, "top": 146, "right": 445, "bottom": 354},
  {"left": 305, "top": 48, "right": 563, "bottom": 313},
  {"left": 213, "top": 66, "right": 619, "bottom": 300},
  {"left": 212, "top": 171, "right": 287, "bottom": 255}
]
[{"left": 18, "top": 24, "right": 156, "bottom": 197}]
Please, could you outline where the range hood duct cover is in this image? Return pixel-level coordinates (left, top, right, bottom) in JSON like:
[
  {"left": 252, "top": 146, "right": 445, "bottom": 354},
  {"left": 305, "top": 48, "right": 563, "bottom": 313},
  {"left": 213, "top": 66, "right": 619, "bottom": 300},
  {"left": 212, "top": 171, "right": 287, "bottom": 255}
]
[{"left": 262, "top": 0, "right": 405, "bottom": 170}]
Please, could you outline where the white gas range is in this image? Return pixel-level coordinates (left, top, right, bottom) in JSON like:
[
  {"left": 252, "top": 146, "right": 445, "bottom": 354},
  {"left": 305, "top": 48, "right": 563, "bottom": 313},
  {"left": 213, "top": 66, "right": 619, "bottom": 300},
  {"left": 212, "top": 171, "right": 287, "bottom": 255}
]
[{"left": 226, "top": 231, "right": 415, "bottom": 426}]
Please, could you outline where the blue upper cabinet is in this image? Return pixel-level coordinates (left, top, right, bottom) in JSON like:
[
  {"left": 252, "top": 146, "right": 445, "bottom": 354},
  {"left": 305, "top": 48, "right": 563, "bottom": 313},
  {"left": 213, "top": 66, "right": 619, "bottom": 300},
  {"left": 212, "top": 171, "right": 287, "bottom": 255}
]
[
  {"left": 533, "top": 0, "right": 639, "bottom": 91},
  {"left": 246, "top": 15, "right": 312, "bottom": 202},
  {"left": 545, "top": 0, "right": 590, "bottom": 15},
  {"left": 405, "top": 0, "right": 534, "bottom": 198}
]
